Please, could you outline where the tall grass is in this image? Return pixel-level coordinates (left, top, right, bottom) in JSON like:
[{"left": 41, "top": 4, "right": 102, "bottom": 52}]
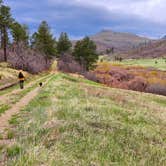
[{"left": 4, "top": 74, "right": 166, "bottom": 166}]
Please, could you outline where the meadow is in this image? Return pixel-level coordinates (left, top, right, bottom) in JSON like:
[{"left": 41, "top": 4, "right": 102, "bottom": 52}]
[
  {"left": 1, "top": 73, "right": 165, "bottom": 166},
  {"left": 110, "top": 58, "right": 166, "bottom": 71}
]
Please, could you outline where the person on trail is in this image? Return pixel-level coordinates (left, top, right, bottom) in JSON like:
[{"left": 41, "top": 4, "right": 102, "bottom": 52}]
[{"left": 18, "top": 71, "right": 25, "bottom": 89}]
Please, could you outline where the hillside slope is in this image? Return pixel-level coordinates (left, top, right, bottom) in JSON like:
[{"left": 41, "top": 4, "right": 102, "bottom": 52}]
[
  {"left": 0, "top": 63, "right": 29, "bottom": 88},
  {"left": 126, "top": 40, "right": 166, "bottom": 58},
  {"left": 90, "top": 30, "right": 151, "bottom": 53},
  {"left": 2, "top": 73, "right": 166, "bottom": 165}
]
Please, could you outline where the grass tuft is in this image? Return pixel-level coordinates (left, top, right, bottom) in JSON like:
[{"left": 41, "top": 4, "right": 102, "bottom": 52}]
[{"left": 6, "top": 145, "right": 22, "bottom": 157}]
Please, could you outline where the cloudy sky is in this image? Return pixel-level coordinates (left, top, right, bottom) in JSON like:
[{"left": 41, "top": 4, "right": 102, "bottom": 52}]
[{"left": 4, "top": 0, "right": 166, "bottom": 39}]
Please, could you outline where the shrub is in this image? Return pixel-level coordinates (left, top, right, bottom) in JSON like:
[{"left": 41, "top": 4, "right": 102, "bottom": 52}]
[
  {"left": 84, "top": 72, "right": 99, "bottom": 82},
  {"left": 57, "top": 54, "right": 85, "bottom": 74},
  {"left": 146, "top": 84, "right": 166, "bottom": 96},
  {"left": 0, "top": 43, "right": 52, "bottom": 73},
  {"left": 150, "top": 71, "right": 158, "bottom": 76},
  {"left": 109, "top": 69, "right": 134, "bottom": 82},
  {"left": 128, "top": 77, "right": 148, "bottom": 92}
]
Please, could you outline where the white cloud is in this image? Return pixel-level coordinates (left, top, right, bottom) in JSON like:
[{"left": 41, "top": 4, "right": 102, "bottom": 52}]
[
  {"left": 4, "top": 0, "right": 166, "bottom": 38},
  {"left": 48, "top": 0, "right": 166, "bottom": 24},
  {"left": 114, "top": 0, "right": 166, "bottom": 24}
]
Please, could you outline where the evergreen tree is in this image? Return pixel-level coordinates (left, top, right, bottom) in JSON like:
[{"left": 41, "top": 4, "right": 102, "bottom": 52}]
[
  {"left": 30, "top": 32, "right": 38, "bottom": 48},
  {"left": 0, "top": 4, "right": 13, "bottom": 61},
  {"left": 11, "top": 22, "right": 29, "bottom": 46},
  {"left": 57, "top": 32, "right": 72, "bottom": 54},
  {"left": 73, "top": 36, "right": 98, "bottom": 71},
  {"left": 32, "top": 21, "right": 57, "bottom": 62}
]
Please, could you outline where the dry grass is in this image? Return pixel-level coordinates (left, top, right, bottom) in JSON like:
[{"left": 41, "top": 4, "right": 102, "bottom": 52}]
[
  {"left": 2, "top": 73, "right": 166, "bottom": 166},
  {"left": 0, "top": 62, "right": 29, "bottom": 87}
]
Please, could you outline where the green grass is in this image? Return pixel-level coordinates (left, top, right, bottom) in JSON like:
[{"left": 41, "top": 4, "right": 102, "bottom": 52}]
[
  {"left": 6, "top": 145, "right": 22, "bottom": 157},
  {"left": 0, "top": 74, "right": 53, "bottom": 116},
  {"left": 9, "top": 114, "right": 20, "bottom": 125},
  {"left": 153, "top": 98, "right": 166, "bottom": 107},
  {"left": 4, "top": 73, "right": 166, "bottom": 166},
  {"left": 0, "top": 104, "right": 10, "bottom": 115},
  {"left": 6, "top": 129, "right": 15, "bottom": 139},
  {"left": 0, "top": 72, "right": 49, "bottom": 96},
  {"left": 110, "top": 58, "right": 166, "bottom": 71}
]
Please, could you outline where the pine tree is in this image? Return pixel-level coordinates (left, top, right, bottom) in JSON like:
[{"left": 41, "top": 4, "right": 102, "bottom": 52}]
[
  {"left": 0, "top": 4, "right": 13, "bottom": 61},
  {"left": 31, "top": 21, "right": 57, "bottom": 62},
  {"left": 73, "top": 36, "right": 98, "bottom": 71},
  {"left": 30, "top": 32, "right": 38, "bottom": 48},
  {"left": 11, "top": 22, "right": 29, "bottom": 46},
  {"left": 57, "top": 32, "right": 72, "bottom": 54}
]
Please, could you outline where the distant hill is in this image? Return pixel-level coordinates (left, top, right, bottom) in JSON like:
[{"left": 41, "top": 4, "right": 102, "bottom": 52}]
[
  {"left": 126, "top": 40, "right": 166, "bottom": 59},
  {"left": 162, "top": 35, "right": 166, "bottom": 40},
  {"left": 90, "top": 30, "right": 151, "bottom": 54}
]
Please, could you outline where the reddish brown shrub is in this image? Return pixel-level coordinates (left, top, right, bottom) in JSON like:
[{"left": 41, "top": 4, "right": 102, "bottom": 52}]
[
  {"left": 146, "top": 84, "right": 166, "bottom": 96},
  {"left": 57, "top": 54, "right": 85, "bottom": 74},
  {"left": 84, "top": 72, "right": 99, "bottom": 82},
  {"left": 94, "top": 62, "right": 166, "bottom": 95},
  {"left": 0, "top": 43, "right": 51, "bottom": 73},
  {"left": 109, "top": 69, "right": 134, "bottom": 81},
  {"left": 127, "top": 77, "right": 148, "bottom": 92}
]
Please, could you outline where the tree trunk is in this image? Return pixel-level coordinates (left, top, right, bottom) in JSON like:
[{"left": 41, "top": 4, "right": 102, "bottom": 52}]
[
  {"left": 3, "top": 26, "right": 7, "bottom": 62},
  {"left": 45, "top": 57, "right": 48, "bottom": 65},
  {"left": 0, "top": 28, "right": 3, "bottom": 48},
  {"left": 3, "top": 26, "right": 7, "bottom": 61}
]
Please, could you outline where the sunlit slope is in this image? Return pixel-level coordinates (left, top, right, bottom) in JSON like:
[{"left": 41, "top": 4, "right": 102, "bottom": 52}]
[
  {"left": 5, "top": 73, "right": 166, "bottom": 166},
  {"left": 0, "top": 63, "right": 28, "bottom": 87}
]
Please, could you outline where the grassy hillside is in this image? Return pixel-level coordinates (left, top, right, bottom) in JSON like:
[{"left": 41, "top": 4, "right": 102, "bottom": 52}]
[
  {"left": 3, "top": 73, "right": 166, "bottom": 166},
  {"left": 108, "top": 58, "right": 166, "bottom": 71},
  {"left": 0, "top": 63, "right": 19, "bottom": 87},
  {"left": 90, "top": 30, "right": 151, "bottom": 53},
  {"left": 0, "top": 63, "right": 29, "bottom": 87},
  {"left": 73, "top": 30, "right": 151, "bottom": 55},
  {"left": 126, "top": 40, "right": 166, "bottom": 59}
]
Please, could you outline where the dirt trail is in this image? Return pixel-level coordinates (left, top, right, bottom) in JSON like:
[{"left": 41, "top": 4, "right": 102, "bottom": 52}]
[
  {"left": 0, "top": 87, "right": 40, "bottom": 166},
  {"left": 0, "top": 74, "right": 50, "bottom": 102},
  {"left": 0, "top": 87, "right": 39, "bottom": 133},
  {"left": 0, "top": 75, "right": 53, "bottom": 133},
  {"left": 0, "top": 75, "right": 53, "bottom": 165}
]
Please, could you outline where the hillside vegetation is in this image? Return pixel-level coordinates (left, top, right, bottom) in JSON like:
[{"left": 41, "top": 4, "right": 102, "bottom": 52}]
[
  {"left": 90, "top": 30, "right": 151, "bottom": 53},
  {"left": 94, "top": 60, "right": 166, "bottom": 96},
  {"left": 126, "top": 40, "right": 166, "bottom": 59},
  {"left": 0, "top": 63, "right": 29, "bottom": 88},
  {"left": 1, "top": 73, "right": 166, "bottom": 165},
  {"left": 108, "top": 58, "right": 166, "bottom": 71}
]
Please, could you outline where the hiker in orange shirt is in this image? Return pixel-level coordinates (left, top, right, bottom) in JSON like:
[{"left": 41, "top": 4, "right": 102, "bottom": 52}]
[{"left": 18, "top": 71, "right": 25, "bottom": 89}]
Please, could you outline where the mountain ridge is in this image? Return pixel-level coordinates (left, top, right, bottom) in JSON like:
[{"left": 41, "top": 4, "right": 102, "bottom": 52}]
[{"left": 90, "top": 29, "right": 152, "bottom": 53}]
